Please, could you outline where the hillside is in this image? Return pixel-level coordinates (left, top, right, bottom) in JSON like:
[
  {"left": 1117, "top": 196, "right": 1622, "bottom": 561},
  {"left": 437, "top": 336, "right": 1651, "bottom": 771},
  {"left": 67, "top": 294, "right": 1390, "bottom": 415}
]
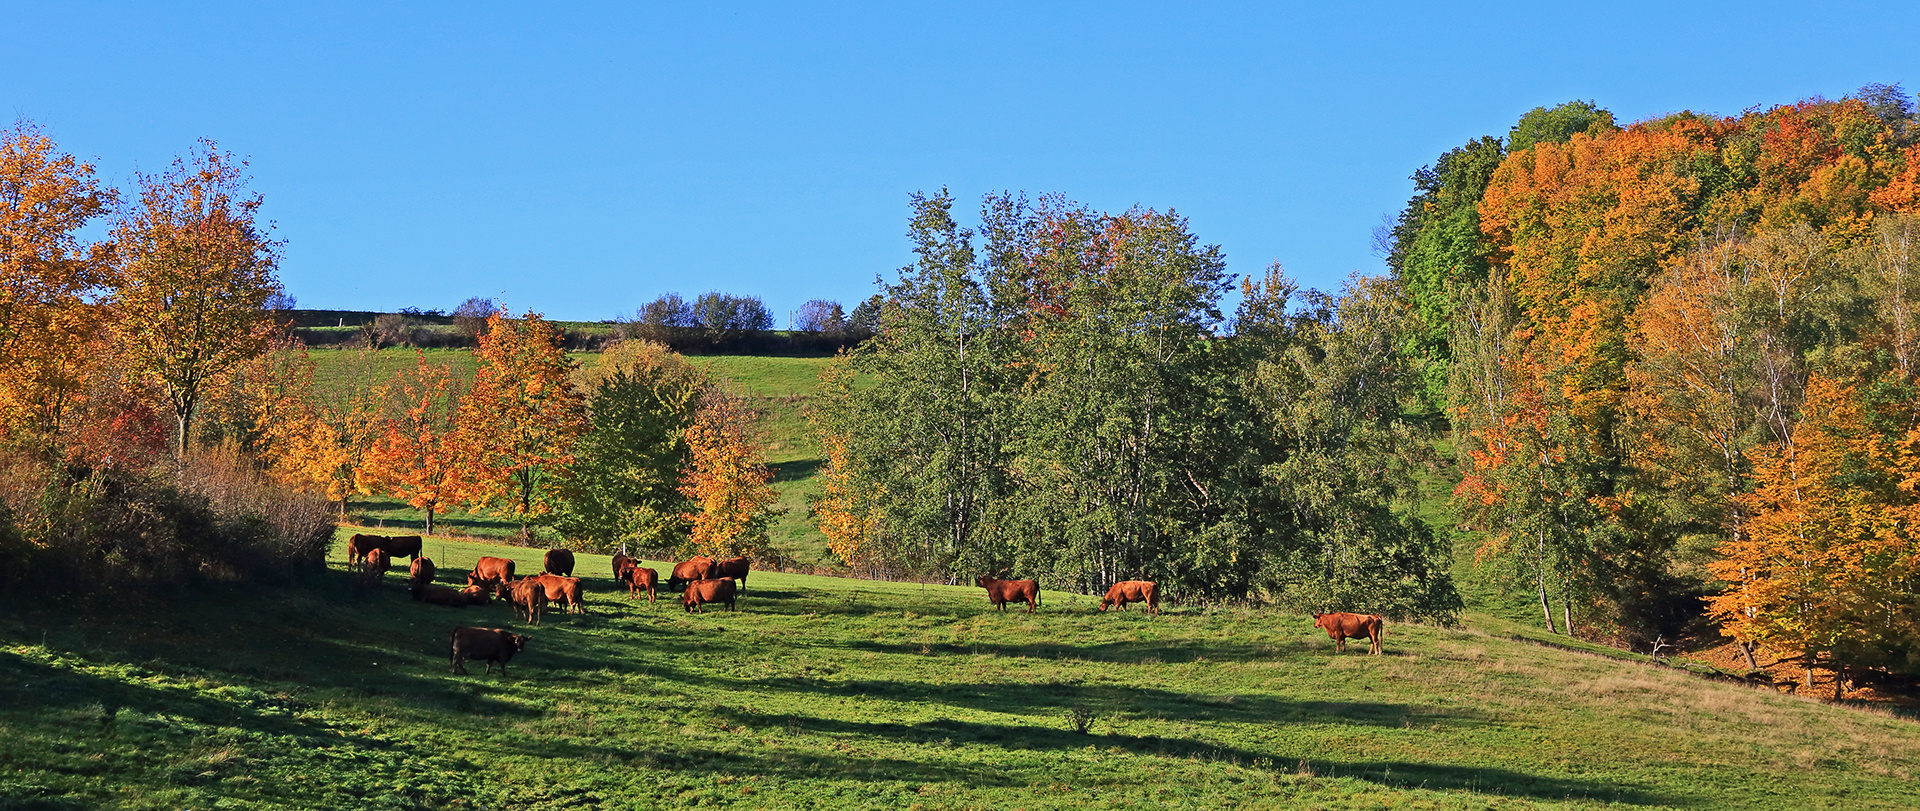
[{"left": 2, "top": 529, "right": 1916, "bottom": 809}]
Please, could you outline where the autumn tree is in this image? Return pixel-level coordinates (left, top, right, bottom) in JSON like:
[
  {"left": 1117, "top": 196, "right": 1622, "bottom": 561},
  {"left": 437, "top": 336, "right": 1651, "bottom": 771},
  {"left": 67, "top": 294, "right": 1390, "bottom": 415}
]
[
  {"left": 679, "top": 384, "right": 781, "bottom": 559},
  {"left": 358, "top": 352, "right": 464, "bottom": 535},
  {"left": 550, "top": 339, "right": 705, "bottom": 549},
  {"left": 1707, "top": 375, "right": 1920, "bottom": 692},
  {"left": 109, "top": 140, "right": 282, "bottom": 455},
  {"left": 0, "top": 122, "right": 119, "bottom": 441},
  {"left": 454, "top": 310, "right": 585, "bottom": 528}
]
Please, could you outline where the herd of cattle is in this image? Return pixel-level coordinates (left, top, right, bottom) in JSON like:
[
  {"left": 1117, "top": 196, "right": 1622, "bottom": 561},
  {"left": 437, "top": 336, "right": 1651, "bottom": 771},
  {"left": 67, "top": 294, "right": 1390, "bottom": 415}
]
[{"left": 341, "top": 533, "right": 1388, "bottom": 677}]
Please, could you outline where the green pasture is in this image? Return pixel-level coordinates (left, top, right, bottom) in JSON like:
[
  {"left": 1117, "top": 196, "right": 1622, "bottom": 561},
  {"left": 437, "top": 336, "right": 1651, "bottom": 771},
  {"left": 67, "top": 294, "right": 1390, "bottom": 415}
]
[{"left": 4, "top": 529, "right": 1917, "bottom": 810}]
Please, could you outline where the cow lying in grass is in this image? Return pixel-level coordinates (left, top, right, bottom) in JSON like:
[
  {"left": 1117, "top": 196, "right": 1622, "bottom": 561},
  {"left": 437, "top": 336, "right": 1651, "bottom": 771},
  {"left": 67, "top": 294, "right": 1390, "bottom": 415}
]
[
  {"left": 975, "top": 576, "right": 1040, "bottom": 614},
  {"left": 409, "top": 557, "right": 436, "bottom": 588},
  {"left": 1312, "top": 612, "right": 1384, "bottom": 655},
  {"left": 1100, "top": 580, "right": 1159, "bottom": 615},
  {"left": 450, "top": 627, "right": 530, "bottom": 676},
  {"left": 413, "top": 583, "right": 486, "bottom": 607}
]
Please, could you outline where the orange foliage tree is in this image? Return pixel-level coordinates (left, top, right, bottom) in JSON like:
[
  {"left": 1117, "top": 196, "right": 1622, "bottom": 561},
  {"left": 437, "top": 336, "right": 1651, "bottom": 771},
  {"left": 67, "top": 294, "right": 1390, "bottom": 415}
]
[
  {"left": 358, "top": 352, "right": 465, "bottom": 535},
  {"left": 0, "top": 122, "right": 119, "bottom": 441},
  {"left": 678, "top": 386, "right": 780, "bottom": 559},
  {"left": 453, "top": 310, "right": 584, "bottom": 529},
  {"left": 1706, "top": 374, "right": 1920, "bottom": 692}
]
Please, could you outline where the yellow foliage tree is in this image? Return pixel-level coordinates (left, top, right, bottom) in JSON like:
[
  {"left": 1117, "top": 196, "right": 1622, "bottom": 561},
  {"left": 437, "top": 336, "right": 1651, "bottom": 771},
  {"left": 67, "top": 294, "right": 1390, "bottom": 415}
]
[
  {"left": 109, "top": 140, "right": 281, "bottom": 455},
  {"left": 678, "top": 386, "right": 780, "bottom": 559}
]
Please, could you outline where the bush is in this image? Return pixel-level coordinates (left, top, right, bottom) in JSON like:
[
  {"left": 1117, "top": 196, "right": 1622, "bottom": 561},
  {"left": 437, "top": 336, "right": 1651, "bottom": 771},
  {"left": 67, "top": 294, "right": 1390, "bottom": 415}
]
[{"left": 0, "top": 448, "right": 334, "bottom": 595}]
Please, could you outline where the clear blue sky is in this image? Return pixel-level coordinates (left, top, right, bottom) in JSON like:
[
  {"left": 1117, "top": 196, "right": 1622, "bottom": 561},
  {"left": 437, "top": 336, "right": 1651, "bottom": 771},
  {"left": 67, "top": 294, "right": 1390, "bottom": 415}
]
[{"left": 7, "top": 2, "right": 1915, "bottom": 323}]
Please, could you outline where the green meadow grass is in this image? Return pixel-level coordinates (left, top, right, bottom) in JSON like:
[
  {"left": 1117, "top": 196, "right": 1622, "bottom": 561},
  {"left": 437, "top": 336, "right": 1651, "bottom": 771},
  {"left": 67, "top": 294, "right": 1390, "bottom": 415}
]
[{"left": 4, "top": 529, "right": 1917, "bottom": 810}]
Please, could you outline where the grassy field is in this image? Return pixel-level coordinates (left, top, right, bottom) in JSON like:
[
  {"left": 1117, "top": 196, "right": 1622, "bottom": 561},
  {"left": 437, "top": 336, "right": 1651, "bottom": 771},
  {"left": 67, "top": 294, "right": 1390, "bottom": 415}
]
[{"left": 4, "top": 529, "right": 1917, "bottom": 810}]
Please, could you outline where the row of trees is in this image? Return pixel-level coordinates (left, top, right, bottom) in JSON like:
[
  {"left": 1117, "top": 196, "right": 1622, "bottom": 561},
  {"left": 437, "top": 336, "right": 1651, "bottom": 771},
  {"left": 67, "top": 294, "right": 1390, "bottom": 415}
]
[
  {"left": 237, "top": 310, "right": 780, "bottom": 557},
  {"left": 0, "top": 122, "right": 783, "bottom": 591},
  {"left": 1386, "top": 84, "right": 1920, "bottom": 682},
  {"left": 811, "top": 191, "right": 1460, "bottom": 619}
]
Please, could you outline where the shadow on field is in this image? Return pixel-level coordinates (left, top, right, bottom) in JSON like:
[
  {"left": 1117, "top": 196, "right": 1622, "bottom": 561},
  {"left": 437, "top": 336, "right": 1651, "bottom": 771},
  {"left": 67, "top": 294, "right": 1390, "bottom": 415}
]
[
  {"left": 753, "top": 677, "right": 1486, "bottom": 729},
  {"left": 770, "top": 458, "right": 823, "bottom": 483},
  {"left": 691, "top": 707, "right": 1676, "bottom": 807},
  {"left": 838, "top": 638, "right": 1314, "bottom": 664}
]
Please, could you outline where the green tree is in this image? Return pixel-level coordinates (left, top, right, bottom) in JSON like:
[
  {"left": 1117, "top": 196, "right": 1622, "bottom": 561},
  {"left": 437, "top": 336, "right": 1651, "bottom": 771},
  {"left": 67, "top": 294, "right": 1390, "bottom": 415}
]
[
  {"left": 551, "top": 339, "right": 705, "bottom": 550},
  {"left": 811, "top": 189, "right": 1017, "bottom": 579}
]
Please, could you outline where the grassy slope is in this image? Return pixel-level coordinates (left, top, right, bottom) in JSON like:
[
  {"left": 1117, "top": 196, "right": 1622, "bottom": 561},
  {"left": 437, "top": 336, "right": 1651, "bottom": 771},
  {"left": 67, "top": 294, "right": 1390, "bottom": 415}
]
[{"left": 4, "top": 530, "right": 1917, "bottom": 810}]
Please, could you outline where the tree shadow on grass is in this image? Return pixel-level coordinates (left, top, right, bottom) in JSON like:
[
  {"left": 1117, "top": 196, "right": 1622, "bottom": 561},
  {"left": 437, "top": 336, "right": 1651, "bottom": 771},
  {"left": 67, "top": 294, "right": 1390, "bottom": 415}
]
[
  {"left": 693, "top": 707, "right": 1681, "bottom": 807},
  {"left": 837, "top": 637, "right": 1317, "bottom": 664},
  {"left": 770, "top": 458, "right": 824, "bottom": 483}
]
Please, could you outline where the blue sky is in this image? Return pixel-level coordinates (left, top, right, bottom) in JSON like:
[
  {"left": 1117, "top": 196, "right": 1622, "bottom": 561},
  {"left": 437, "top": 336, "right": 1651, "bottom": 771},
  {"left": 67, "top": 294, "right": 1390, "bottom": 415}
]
[{"left": 7, "top": 2, "right": 1915, "bottom": 323}]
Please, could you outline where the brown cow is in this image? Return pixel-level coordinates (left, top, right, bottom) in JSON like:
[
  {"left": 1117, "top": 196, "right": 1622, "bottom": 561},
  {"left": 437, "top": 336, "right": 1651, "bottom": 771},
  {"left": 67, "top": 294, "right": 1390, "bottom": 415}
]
[
  {"left": 409, "top": 557, "right": 437, "bottom": 587},
  {"left": 360, "top": 549, "right": 392, "bottom": 587},
  {"left": 495, "top": 578, "right": 547, "bottom": 626},
  {"left": 543, "top": 548, "right": 575, "bottom": 577},
  {"left": 467, "top": 556, "right": 516, "bottom": 588},
  {"left": 682, "top": 578, "right": 736, "bottom": 613},
  {"left": 1312, "top": 612, "right": 1384, "bottom": 655},
  {"left": 450, "top": 626, "right": 530, "bottom": 675},
  {"left": 975, "top": 576, "right": 1040, "bottom": 614},
  {"left": 526, "top": 574, "right": 587, "bottom": 614},
  {"left": 611, "top": 551, "right": 633, "bottom": 581},
  {"left": 714, "top": 556, "right": 750, "bottom": 592},
  {"left": 381, "top": 535, "right": 423, "bottom": 561},
  {"left": 1099, "top": 580, "right": 1160, "bottom": 615},
  {"left": 345, "top": 533, "right": 380, "bottom": 572},
  {"left": 622, "top": 565, "right": 659, "bottom": 603},
  {"left": 669, "top": 555, "right": 716, "bottom": 591},
  {"left": 459, "top": 584, "right": 492, "bottom": 606},
  {"left": 412, "top": 583, "right": 470, "bottom": 607}
]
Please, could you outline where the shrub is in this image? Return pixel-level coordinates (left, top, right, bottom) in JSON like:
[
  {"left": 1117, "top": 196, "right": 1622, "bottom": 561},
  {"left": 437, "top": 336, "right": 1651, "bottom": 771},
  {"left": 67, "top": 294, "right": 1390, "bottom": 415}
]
[{"left": 0, "top": 448, "right": 333, "bottom": 595}]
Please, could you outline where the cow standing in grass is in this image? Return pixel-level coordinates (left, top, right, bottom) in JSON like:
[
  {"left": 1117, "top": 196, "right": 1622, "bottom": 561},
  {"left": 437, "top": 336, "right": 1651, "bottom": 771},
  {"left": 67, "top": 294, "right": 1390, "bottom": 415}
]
[
  {"left": 975, "top": 576, "right": 1040, "bottom": 614},
  {"left": 714, "top": 556, "right": 750, "bottom": 592},
  {"left": 467, "top": 556, "right": 516, "bottom": 589},
  {"left": 543, "top": 549, "right": 574, "bottom": 577},
  {"left": 450, "top": 627, "right": 530, "bottom": 676},
  {"left": 496, "top": 578, "right": 547, "bottom": 626},
  {"left": 1099, "top": 580, "right": 1159, "bottom": 615},
  {"left": 1312, "top": 612, "right": 1384, "bottom": 655},
  {"left": 622, "top": 565, "right": 659, "bottom": 603},
  {"left": 682, "top": 578, "right": 736, "bottom": 613},
  {"left": 669, "top": 556, "right": 716, "bottom": 592}
]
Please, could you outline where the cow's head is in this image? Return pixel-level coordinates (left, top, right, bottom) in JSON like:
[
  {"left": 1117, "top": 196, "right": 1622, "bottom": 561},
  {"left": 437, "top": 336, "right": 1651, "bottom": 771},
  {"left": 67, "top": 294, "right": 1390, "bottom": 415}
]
[
  {"left": 508, "top": 633, "right": 530, "bottom": 653},
  {"left": 974, "top": 575, "right": 993, "bottom": 588}
]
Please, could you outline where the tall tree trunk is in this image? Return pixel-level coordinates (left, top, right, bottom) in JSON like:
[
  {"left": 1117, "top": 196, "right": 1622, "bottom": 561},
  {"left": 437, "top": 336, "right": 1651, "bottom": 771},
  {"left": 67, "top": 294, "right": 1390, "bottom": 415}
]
[
  {"left": 1832, "top": 658, "right": 1845, "bottom": 702},
  {"left": 425, "top": 507, "right": 435, "bottom": 537},
  {"left": 1537, "top": 530, "right": 1558, "bottom": 634},
  {"left": 1804, "top": 650, "right": 1816, "bottom": 690}
]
